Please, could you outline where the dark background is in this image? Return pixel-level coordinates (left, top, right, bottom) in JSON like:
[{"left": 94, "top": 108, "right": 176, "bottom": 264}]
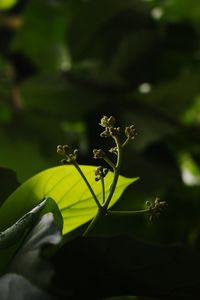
[{"left": 1, "top": 0, "right": 200, "bottom": 260}]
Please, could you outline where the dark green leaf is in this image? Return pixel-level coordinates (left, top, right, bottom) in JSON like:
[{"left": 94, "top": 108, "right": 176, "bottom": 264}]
[{"left": 12, "top": 0, "right": 70, "bottom": 72}]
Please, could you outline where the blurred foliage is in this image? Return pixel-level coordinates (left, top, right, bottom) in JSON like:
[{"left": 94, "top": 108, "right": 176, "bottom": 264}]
[
  {"left": 0, "top": 0, "right": 200, "bottom": 242},
  {"left": 1, "top": 0, "right": 200, "bottom": 298},
  {"left": 0, "top": 167, "right": 19, "bottom": 205},
  {"left": 0, "top": 0, "right": 18, "bottom": 10}
]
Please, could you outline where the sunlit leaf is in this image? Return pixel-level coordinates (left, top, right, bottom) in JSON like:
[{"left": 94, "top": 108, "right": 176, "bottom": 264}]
[{"left": 0, "top": 165, "right": 138, "bottom": 235}]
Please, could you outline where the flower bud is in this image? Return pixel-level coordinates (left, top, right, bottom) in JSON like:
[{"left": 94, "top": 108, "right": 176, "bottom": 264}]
[
  {"left": 57, "top": 145, "right": 65, "bottom": 156},
  {"left": 125, "top": 125, "right": 137, "bottom": 140},
  {"left": 100, "top": 115, "right": 115, "bottom": 128},
  {"left": 93, "top": 149, "right": 105, "bottom": 159}
]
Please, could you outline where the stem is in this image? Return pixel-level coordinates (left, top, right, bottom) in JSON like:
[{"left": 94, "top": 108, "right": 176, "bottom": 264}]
[
  {"left": 107, "top": 209, "right": 151, "bottom": 216},
  {"left": 83, "top": 208, "right": 104, "bottom": 236},
  {"left": 82, "top": 132, "right": 126, "bottom": 236},
  {"left": 73, "top": 161, "right": 101, "bottom": 209},
  {"left": 103, "top": 156, "right": 116, "bottom": 170},
  {"left": 122, "top": 137, "right": 130, "bottom": 148},
  {"left": 101, "top": 177, "right": 106, "bottom": 205},
  {"left": 103, "top": 136, "right": 122, "bottom": 210},
  {"left": 113, "top": 136, "right": 122, "bottom": 168}
]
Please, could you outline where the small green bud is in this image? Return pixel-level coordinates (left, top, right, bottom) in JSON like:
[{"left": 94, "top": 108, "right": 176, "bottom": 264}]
[
  {"left": 63, "top": 145, "right": 70, "bottom": 154},
  {"left": 94, "top": 166, "right": 103, "bottom": 181},
  {"left": 109, "top": 147, "right": 118, "bottom": 155},
  {"left": 94, "top": 166, "right": 109, "bottom": 181},
  {"left": 93, "top": 149, "right": 106, "bottom": 159},
  {"left": 57, "top": 144, "right": 78, "bottom": 163},
  {"left": 100, "top": 115, "right": 115, "bottom": 128},
  {"left": 57, "top": 145, "right": 65, "bottom": 156},
  {"left": 109, "top": 127, "right": 120, "bottom": 137},
  {"left": 148, "top": 197, "right": 167, "bottom": 221},
  {"left": 57, "top": 144, "right": 71, "bottom": 156},
  {"left": 100, "top": 127, "right": 120, "bottom": 138},
  {"left": 125, "top": 125, "right": 137, "bottom": 140},
  {"left": 73, "top": 149, "right": 78, "bottom": 160},
  {"left": 100, "top": 127, "right": 111, "bottom": 138},
  {"left": 145, "top": 201, "right": 151, "bottom": 207}
]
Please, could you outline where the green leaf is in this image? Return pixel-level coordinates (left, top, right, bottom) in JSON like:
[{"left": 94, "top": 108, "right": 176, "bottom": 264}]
[
  {"left": 0, "top": 0, "right": 17, "bottom": 10},
  {"left": 0, "top": 165, "right": 138, "bottom": 235}
]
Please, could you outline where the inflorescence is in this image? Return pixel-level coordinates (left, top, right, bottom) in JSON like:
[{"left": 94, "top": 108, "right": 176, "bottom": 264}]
[{"left": 57, "top": 115, "right": 167, "bottom": 233}]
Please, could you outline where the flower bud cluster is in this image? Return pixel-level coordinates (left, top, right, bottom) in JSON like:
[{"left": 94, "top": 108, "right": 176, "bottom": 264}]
[
  {"left": 94, "top": 166, "right": 108, "bottom": 181},
  {"left": 125, "top": 125, "right": 137, "bottom": 140},
  {"left": 99, "top": 116, "right": 120, "bottom": 138},
  {"left": 99, "top": 115, "right": 137, "bottom": 152},
  {"left": 99, "top": 116, "right": 115, "bottom": 128},
  {"left": 57, "top": 145, "right": 78, "bottom": 164},
  {"left": 93, "top": 149, "right": 106, "bottom": 159},
  {"left": 109, "top": 147, "right": 118, "bottom": 155},
  {"left": 146, "top": 197, "right": 168, "bottom": 221}
]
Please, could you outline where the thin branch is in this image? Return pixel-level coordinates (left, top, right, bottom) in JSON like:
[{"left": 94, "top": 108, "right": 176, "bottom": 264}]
[
  {"left": 101, "top": 177, "right": 106, "bottom": 205},
  {"left": 107, "top": 209, "right": 151, "bottom": 216},
  {"left": 73, "top": 161, "right": 101, "bottom": 209},
  {"left": 82, "top": 209, "right": 103, "bottom": 237},
  {"left": 122, "top": 137, "right": 131, "bottom": 148},
  {"left": 103, "top": 136, "right": 122, "bottom": 210}
]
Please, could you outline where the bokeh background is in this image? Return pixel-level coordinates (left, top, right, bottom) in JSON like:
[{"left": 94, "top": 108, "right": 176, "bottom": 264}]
[{"left": 1, "top": 0, "right": 200, "bottom": 247}]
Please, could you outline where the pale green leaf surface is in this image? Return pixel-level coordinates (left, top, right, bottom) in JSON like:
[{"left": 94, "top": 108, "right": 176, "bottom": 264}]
[{"left": 0, "top": 165, "right": 138, "bottom": 235}]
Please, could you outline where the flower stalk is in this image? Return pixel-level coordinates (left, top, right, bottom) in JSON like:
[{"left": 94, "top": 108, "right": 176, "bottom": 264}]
[{"left": 57, "top": 115, "right": 167, "bottom": 236}]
